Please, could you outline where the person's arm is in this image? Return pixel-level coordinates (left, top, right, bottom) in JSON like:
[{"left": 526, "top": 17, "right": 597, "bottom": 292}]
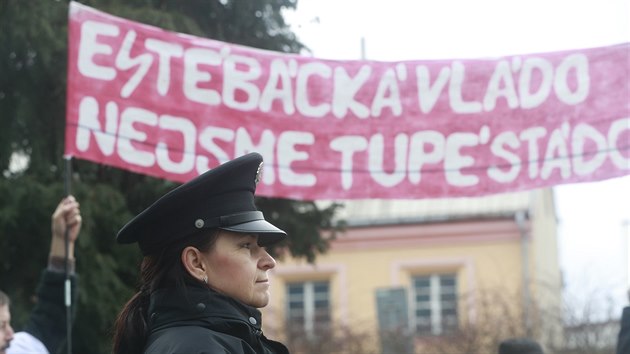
[{"left": 19, "top": 196, "right": 81, "bottom": 354}]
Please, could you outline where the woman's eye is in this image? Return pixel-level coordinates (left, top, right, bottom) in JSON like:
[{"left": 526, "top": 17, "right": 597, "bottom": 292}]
[{"left": 241, "top": 242, "right": 252, "bottom": 249}]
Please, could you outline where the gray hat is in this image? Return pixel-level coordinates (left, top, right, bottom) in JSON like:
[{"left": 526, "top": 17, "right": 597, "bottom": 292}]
[{"left": 116, "top": 152, "right": 286, "bottom": 255}]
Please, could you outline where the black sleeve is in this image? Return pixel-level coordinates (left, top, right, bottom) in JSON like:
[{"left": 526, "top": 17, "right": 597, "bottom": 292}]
[
  {"left": 618, "top": 307, "right": 630, "bottom": 354},
  {"left": 23, "top": 270, "right": 78, "bottom": 354}
]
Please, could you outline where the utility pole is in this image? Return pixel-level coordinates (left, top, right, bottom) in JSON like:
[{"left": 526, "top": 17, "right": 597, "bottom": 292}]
[
  {"left": 360, "top": 37, "right": 366, "bottom": 60},
  {"left": 516, "top": 210, "right": 532, "bottom": 337}
]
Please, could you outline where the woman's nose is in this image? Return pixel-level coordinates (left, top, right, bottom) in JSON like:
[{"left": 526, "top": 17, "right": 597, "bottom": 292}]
[{"left": 259, "top": 249, "right": 277, "bottom": 270}]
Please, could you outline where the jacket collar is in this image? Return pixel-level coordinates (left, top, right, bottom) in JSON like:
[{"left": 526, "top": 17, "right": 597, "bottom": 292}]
[{"left": 147, "top": 284, "right": 263, "bottom": 333}]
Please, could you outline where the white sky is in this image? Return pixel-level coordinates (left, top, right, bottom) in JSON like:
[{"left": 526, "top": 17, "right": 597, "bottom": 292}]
[{"left": 284, "top": 0, "right": 630, "bottom": 314}]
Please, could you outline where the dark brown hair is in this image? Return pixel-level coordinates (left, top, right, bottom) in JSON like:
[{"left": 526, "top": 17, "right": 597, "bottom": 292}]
[{"left": 112, "top": 230, "right": 218, "bottom": 354}]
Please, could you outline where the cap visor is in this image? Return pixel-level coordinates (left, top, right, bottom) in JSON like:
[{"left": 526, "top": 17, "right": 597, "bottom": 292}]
[{"left": 220, "top": 219, "right": 286, "bottom": 246}]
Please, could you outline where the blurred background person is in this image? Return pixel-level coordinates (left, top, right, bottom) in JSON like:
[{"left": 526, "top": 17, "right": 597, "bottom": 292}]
[
  {"left": 499, "top": 337, "right": 544, "bottom": 354},
  {"left": 3, "top": 196, "right": 81, "bottom": 354},
  {"left": 0, "top": 291, "right": 14, "bottom": 354}
]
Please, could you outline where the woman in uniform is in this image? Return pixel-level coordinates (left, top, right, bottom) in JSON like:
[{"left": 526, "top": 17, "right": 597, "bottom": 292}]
[{"left": 112, "top": 153, "right": 289, "bottom": 354}]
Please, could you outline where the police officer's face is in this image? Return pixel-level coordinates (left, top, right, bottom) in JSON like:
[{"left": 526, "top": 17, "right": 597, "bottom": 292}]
[
  {"left": 0, "top": 304, "right": 14, "bottom": 354},
  {"left": 203, "top": 231, "right": 277, "bottom": 308}
]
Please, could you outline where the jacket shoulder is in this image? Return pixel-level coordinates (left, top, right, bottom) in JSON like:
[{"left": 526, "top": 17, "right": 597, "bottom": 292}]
[{"left": 145, "top": 326, "right": 257, "bottom": 354}]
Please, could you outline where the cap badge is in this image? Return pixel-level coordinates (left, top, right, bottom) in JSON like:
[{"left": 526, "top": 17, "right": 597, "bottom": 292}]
[
  {"left": 194, "top": 219, "right": 205, "bottom": 228},
  {"left": 255, "top": 161, "right": 263, "bottom": 185}
]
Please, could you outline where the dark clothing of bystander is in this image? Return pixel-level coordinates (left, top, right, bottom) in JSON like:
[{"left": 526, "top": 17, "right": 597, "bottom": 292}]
[{"left": 8, "top": 269, "right": 77, "bottom": 354}]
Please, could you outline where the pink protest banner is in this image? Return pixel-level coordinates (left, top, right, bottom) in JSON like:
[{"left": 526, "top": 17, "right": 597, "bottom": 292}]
[{"left": 65, "top": 2, "right": 630, "bottom": 200}]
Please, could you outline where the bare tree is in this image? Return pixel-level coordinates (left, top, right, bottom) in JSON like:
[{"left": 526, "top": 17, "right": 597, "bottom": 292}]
[{"left": 266, "top": 282, "right": 621, "bottom": 354}]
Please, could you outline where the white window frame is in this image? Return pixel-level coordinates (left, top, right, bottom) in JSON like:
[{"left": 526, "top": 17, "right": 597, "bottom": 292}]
[
  {"left": 411, "top": 273, "right": 457, "bottom": 336},
  {"left": 286, "top": 281, "right": 331, "bottom": 339}
]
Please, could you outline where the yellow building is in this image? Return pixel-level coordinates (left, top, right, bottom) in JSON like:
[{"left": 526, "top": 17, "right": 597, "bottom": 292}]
[{"left": 263, "top": 188, "right": 562, "bottom": 353}]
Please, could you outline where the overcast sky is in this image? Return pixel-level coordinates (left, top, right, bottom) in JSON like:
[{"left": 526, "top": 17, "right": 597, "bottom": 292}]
[{"left": 284, "top": 0, "right": 630, "bottom": 315}]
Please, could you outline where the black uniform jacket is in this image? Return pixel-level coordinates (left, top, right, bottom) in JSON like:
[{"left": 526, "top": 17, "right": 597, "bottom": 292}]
[{"left": 144, "top": 284, "right": 289, "bottom": 354}]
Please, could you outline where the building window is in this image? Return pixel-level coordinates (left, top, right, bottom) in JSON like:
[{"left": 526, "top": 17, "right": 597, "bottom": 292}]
[
  {"left": 412, "top": 274, "right": 458, "bottom": 335},
  {"left": 286, "top": 281, "right": 331, "bottom": 338}
]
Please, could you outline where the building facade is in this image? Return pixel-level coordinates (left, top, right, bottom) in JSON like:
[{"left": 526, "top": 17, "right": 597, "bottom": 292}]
[{"left": 263, "top": 188, "right": 562, "bottom": 353}]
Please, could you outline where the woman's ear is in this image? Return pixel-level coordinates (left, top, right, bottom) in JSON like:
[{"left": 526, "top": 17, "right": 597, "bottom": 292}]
[{"left": 181, "top": 246, "right": 207, "bottom": 282}]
